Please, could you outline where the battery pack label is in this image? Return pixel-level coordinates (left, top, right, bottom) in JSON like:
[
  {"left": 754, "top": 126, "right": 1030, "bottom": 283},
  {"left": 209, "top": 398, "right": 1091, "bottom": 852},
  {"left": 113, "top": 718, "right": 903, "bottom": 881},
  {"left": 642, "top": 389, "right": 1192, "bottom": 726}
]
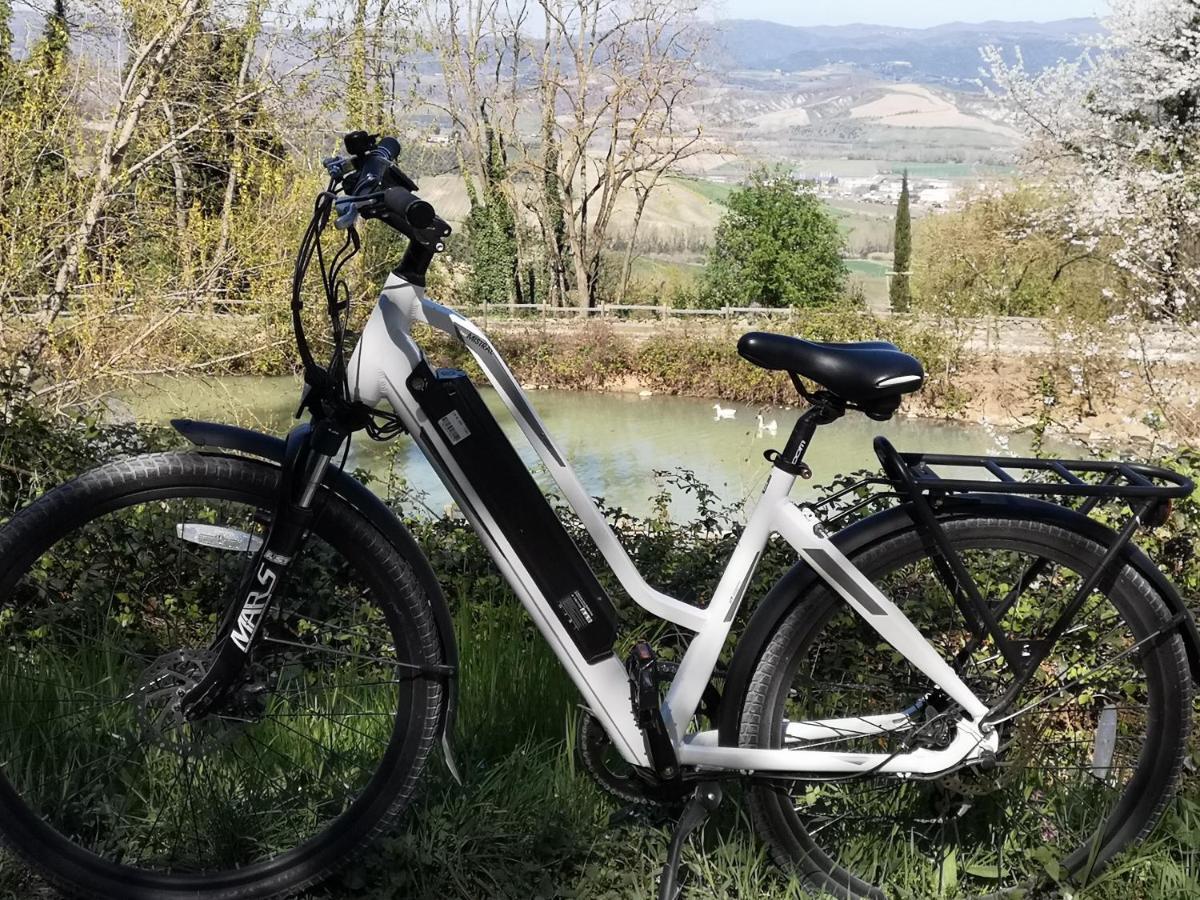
[
  {"left": 555, "top": 589, "right": 596, "bottom": 631},
  {"left": 438, "top": 410, "right": 472, "bottom": 445}
]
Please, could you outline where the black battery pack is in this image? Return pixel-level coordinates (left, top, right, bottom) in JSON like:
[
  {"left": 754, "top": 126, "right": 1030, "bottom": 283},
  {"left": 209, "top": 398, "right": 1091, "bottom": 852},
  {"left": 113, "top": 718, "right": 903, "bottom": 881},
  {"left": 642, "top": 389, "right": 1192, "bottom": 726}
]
[{"left": 407, "top": 363, "right": 618, "bottom": 663}]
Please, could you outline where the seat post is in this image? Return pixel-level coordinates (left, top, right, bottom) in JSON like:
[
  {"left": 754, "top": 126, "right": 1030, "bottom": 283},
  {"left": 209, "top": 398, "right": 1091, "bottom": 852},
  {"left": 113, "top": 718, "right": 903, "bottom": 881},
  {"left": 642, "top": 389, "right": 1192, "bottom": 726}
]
[{"left": 774, "top": 393, "right": 845, "bottom": 477}]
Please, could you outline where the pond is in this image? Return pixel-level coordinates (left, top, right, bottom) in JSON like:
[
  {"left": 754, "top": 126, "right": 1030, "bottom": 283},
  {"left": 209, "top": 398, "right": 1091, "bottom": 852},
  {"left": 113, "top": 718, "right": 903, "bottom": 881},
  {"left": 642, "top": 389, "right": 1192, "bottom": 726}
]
[{"left": 120, "top": 376, "right": 1069, "bottom": 521}]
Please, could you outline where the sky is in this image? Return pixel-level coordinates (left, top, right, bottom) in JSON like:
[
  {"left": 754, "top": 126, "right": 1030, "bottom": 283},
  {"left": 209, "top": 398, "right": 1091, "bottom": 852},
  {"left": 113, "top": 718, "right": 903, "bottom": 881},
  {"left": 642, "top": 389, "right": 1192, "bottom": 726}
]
[{"left": 714, "top": 0, "right": 1110, "bottom": 28}]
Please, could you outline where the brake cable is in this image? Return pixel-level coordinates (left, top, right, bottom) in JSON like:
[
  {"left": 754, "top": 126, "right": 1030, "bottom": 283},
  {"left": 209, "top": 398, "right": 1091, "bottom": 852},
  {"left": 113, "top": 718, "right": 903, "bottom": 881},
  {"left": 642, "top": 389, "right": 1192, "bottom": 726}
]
[{"left": 290, "top": 178, "right": 362, "bottom": 406}]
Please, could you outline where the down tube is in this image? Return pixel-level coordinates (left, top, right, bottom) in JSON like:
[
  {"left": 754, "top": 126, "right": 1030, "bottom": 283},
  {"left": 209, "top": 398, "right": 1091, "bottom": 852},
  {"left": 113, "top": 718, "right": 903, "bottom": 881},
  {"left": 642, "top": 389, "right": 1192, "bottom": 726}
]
[{"left": 374, "top": 386, "right": 649, "bottom": 766}]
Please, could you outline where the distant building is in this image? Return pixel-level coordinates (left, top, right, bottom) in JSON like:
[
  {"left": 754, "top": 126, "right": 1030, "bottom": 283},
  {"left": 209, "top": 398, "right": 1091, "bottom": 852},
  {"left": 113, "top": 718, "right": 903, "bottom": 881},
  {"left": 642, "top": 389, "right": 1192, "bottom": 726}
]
[{"left": 917, "top": 186, "right": 956, "bottom": 207}]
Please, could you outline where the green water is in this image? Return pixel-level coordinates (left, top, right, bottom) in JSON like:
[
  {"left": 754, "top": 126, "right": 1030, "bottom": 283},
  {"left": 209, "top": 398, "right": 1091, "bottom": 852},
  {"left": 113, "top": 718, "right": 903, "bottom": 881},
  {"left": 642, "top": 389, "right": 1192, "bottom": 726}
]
[{"left": 120, "top": 376, "right": 1068, "bottom": 520}]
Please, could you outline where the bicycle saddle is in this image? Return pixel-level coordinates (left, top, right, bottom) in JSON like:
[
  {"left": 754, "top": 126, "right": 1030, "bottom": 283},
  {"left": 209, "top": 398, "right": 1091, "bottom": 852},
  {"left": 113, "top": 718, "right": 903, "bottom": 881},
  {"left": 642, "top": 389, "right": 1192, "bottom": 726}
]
[{"left": 737, "top": 331, "right": 925, "bottom": 415}]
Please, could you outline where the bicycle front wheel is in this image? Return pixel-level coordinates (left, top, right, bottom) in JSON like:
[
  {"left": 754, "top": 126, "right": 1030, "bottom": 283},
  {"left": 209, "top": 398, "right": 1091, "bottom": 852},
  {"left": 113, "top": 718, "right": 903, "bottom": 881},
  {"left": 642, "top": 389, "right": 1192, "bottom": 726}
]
[
  {"left": 0, "top": 452, "right": 446, "bottom": 899},
  {"left": 740, "top": 514, "right": 1192, "bottom": 899}
]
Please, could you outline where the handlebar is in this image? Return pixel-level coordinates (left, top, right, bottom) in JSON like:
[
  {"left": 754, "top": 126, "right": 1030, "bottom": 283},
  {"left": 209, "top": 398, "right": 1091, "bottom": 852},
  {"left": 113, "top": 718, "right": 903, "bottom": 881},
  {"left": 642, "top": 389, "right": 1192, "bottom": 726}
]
[
  {"left": 326, "top": 131, "right": 450, "bottom": 251},
  {"left": 383, "top": 187, "right": 435, "bottom": 230}
]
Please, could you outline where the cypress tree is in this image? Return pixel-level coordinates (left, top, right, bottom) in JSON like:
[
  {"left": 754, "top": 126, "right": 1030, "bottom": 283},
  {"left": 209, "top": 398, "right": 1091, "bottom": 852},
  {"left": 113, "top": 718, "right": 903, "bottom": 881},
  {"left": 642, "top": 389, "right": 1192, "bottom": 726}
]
[{"left": 890, "top": 170, "right": 912, "bottom": 312}]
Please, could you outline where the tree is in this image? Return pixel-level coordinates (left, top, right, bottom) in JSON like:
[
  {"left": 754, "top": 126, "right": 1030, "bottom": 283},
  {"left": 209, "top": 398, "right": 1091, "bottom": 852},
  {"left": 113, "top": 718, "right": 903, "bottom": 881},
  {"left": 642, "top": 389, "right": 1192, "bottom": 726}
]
[
  {"left": 12, "top": 0, "right": 311, "bottom": 386},
  {"left": 910, "top": 187, "right": 1123, "bottom": 318},
  {"left": 425, "top": 0, "right": 526, "bottom": 305},
  {"left": 463, "top": 127, "right": 519, "bottom": 305},
  {"left": 0, "top": 0, "right": 80, "bottom": 302},
  {"left": 889, "top": 170, "right": 911, "bottom": 312},
  {"left": 0, "top": 0, "right": 11, "bottom": 76},
  {"left": 427, "top": 0, "right": 707, "bottom": 310},
  {"left": 701, "top": 168, "right": 845, "bottom": 309},
  {"left": 984, "top": 0, "right": 1200, "bottom": 319},
  {"left": 537, "top": 0, "right": 706, "bottom": 309}
]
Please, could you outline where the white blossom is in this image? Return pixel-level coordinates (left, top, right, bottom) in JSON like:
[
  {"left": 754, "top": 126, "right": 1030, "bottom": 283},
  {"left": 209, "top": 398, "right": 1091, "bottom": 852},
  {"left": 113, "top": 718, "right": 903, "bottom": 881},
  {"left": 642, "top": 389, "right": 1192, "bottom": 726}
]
[{"left": 983, "top": 0, "right": 1200, "bottom": 320}]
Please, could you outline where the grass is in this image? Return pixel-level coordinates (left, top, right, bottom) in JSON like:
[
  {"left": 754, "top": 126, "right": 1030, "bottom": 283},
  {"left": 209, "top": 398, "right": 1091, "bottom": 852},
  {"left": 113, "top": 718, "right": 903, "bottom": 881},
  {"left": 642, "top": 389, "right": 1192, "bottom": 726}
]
[
  {"left": 315, "top": 600, "right": 818, "bottom": 900},
  {"left": 323, "top": 597, "right": 1200, "bottom": 899},
  {"left": 3, "top": 589, "right": 1197, "bottom": 900},
  {"left": 672, "top": 176, "right": 737, "bottom": 206},
  {"left": 0, "top": 498, "right": 1198, "bottom": 898},
  {"left": 845, "top": 259, "right": 890, "bottom": 277},
  {"left": 630, "top": 255, "right": 705, "bottom": 281}
]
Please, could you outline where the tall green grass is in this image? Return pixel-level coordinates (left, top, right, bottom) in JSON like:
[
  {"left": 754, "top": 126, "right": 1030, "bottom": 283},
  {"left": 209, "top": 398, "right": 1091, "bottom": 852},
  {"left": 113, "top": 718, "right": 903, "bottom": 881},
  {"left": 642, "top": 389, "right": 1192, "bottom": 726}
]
[
  {"left": 312, "top": 598, "right": 1200, "bottom": 899},
  {"left": 1, "top": 581, "right": 1197, "bottom": 898}
]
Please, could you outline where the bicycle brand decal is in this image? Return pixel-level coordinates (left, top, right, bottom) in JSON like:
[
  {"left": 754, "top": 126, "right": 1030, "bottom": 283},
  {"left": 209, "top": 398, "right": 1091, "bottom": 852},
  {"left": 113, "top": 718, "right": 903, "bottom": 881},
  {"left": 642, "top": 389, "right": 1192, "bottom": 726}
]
[
  {"left": 438, "top": 410, "right": 472, "bottom": 444},
  {"left": 230, "top": 562, "right": 280, "bottom": 652}
]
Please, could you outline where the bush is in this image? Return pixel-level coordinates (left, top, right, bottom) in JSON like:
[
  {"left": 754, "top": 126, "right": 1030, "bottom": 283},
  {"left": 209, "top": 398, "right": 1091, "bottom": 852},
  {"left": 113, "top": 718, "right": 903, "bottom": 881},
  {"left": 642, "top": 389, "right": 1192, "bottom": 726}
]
[
  {"left": 911, "top": 187, "right": 1126, "bottom": 319},
  {"left": 701, "top": 167, "right": 846, "bottom": 309}
]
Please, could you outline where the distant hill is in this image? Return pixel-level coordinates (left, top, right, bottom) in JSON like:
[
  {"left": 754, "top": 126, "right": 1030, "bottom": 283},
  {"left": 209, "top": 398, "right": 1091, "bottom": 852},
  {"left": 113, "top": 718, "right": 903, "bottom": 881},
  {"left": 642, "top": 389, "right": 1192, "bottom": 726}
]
[{"left": 714, "top": 18, "right": 1103, "bottom": 87}]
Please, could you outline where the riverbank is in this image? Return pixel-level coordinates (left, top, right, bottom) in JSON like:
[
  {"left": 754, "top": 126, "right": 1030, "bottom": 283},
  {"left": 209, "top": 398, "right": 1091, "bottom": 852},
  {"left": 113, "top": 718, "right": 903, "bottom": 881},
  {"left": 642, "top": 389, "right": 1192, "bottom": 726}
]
[
  {"left": 424, "top": 318, "right": 1200, "bottom": 452},
  {"left": 17, "top": 305, "right": 1200, "bottom": 450}
]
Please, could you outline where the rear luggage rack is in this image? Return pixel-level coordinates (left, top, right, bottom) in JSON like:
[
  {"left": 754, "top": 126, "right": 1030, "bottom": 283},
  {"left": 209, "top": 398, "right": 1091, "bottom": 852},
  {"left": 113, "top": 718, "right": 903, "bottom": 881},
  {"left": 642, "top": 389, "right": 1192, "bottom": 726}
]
[
  {"left": 883, "top": 441, "right": 1193, "bottom": 502},
  {"left": 858, "top": 437, "right": 1197, "bottom": 719},
  {"left": 808, "top": 439, "right": 1194, "bottom": 530}
]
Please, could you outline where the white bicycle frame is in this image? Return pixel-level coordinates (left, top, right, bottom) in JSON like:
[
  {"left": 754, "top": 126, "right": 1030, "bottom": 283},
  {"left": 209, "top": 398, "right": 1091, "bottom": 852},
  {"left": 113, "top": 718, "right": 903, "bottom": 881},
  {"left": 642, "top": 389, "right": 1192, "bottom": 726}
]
[{"left": 347, "top": 274, "right": 999, "bottom": 776}]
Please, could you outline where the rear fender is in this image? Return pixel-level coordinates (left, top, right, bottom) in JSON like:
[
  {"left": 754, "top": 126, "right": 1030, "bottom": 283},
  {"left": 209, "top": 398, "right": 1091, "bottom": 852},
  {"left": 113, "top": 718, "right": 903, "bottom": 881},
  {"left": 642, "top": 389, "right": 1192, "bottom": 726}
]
[
  {"left": 171, "top": 418, "right": 462, "bottom": 780},
  {"left": 717, "top": 494, "right": 1200, "bottom": 746}
]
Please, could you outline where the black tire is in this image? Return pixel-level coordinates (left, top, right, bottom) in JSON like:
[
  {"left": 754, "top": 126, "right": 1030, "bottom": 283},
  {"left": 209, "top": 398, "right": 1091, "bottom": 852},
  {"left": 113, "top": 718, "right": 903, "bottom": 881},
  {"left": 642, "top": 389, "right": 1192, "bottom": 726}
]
[
  {"left": 0, "top": 452, "right": 446, "bottom": 899},
  {"left": 740, "top": 515, "right": 1192, "bottom": 899}
]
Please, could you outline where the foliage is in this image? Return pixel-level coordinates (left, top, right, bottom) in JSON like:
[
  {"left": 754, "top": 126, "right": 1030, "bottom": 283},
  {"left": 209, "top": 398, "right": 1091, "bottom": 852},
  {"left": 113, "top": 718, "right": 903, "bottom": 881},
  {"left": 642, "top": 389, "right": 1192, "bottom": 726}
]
[
  {"left": 0, "top": 385, "right": 168, "bottom": 517},
  {"left": 0, "top": 0, "right": 80, "bottom": 299},
  {"left": 2, "top": 406, "right": 1199, "bottom": 898},
  {"left": 701, "top": 167, "right": 846, "bottom": 309},
  {"left": 890, "top": 170, "right": 912, "bottom": 312},
  {"left": 984, "top": 0, "right": 1200, "bottom": 320},
  {"left": 463, "top": 198, "right": 517, "bottom": 305},
  {"left": 911, "top": 187, "right": 1125, "bottom": 318}
]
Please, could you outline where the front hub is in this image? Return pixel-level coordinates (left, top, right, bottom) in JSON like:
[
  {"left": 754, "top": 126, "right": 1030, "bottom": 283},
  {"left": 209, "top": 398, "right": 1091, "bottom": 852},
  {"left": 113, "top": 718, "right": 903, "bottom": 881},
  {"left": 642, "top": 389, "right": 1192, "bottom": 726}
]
[{"left": 135, "top": 649, "right": 264, "bottom": 756}]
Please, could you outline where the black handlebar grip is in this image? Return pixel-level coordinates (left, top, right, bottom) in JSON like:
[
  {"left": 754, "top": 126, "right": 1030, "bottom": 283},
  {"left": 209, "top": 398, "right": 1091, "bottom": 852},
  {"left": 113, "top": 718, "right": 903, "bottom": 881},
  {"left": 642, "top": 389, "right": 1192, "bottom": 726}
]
[
  {"left": 352, "top": 137, "right": 402, "bottom": 196},
  {"left": 383, "top": 186, "right": 436, "bottom": 230},
  {"left": 375, "top": 136, "right": 401, "bottom": 162}
]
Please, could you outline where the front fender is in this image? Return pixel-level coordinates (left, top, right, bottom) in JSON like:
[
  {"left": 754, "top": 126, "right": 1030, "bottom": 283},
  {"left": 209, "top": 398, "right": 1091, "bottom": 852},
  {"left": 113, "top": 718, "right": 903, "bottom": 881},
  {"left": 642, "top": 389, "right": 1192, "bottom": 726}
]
[
  {"left": 717, "top": 494, "right": 1200, "bottom": 746},
  {"left": 171, "top": 418, "right": 462, "bottom": 779}
]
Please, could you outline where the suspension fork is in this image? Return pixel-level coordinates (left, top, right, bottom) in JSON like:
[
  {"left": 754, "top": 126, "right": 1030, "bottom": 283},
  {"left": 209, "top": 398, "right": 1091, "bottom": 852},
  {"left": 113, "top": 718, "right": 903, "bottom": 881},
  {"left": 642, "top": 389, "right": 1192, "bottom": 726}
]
[{"left": 181, "top": 417, "right": 347, "bottom": 719}]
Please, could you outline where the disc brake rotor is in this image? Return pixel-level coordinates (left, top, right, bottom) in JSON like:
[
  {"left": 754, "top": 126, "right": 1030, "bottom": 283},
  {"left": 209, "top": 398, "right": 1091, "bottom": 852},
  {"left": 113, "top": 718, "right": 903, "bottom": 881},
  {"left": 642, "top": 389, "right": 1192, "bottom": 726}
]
[{"left": 134, "top": 649, "right": 258, "bottom": 758}]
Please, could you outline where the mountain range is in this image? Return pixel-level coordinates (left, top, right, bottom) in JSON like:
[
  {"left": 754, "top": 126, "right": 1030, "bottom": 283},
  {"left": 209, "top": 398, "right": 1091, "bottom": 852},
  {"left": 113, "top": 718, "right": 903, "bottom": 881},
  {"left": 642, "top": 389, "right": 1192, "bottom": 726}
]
[{"left": 714, "top": 18, "right": 1103, "bottom": 86}]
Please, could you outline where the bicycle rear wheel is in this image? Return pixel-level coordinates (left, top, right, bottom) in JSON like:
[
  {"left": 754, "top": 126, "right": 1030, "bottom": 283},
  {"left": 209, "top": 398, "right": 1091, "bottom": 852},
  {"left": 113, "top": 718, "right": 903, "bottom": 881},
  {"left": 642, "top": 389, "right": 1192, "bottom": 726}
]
[
  {"left": 740, "top": 514, "right": 1192, "bottom": 899},
  {"left": 0, "top": 452, "right": 446, "bottom": 899}
]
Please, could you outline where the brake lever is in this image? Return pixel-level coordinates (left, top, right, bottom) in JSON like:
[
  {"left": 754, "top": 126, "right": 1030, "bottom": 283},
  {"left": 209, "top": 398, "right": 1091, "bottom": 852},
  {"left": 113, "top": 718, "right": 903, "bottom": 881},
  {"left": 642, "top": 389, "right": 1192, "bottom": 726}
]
[
  {"left": 334, "top": 199, "right": 361, "bottom": 230},
  {"left": 322, "top": 154, "right": 351, "bottom": 180},
  {"left": 408, "top": 215, "right": 453, "bottom": 251}
]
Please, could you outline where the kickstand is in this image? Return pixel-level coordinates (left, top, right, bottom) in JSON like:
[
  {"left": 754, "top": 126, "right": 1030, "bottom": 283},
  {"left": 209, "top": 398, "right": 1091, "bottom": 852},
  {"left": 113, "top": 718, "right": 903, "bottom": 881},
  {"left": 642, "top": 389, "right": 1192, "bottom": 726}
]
[{"left": 657, "top": 781, "right": 723, "bottom": 900}]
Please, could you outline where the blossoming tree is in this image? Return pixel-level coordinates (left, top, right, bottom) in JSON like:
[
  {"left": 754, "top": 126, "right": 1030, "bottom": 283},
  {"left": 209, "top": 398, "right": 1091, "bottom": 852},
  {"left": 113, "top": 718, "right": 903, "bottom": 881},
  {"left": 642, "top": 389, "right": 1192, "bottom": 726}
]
[{"left": 984, "top": 0, "right": 1200, "bottom": 320}]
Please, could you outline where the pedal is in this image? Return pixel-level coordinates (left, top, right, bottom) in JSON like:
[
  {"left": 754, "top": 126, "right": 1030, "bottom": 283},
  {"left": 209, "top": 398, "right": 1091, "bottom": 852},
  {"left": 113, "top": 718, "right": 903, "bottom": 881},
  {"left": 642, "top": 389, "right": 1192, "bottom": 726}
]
[
  {"left": 626, "top": 642, "right": 681, "bottom": 785},
  {"left": 657, "top": 781, "right": 723, "bottom": 900}
]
